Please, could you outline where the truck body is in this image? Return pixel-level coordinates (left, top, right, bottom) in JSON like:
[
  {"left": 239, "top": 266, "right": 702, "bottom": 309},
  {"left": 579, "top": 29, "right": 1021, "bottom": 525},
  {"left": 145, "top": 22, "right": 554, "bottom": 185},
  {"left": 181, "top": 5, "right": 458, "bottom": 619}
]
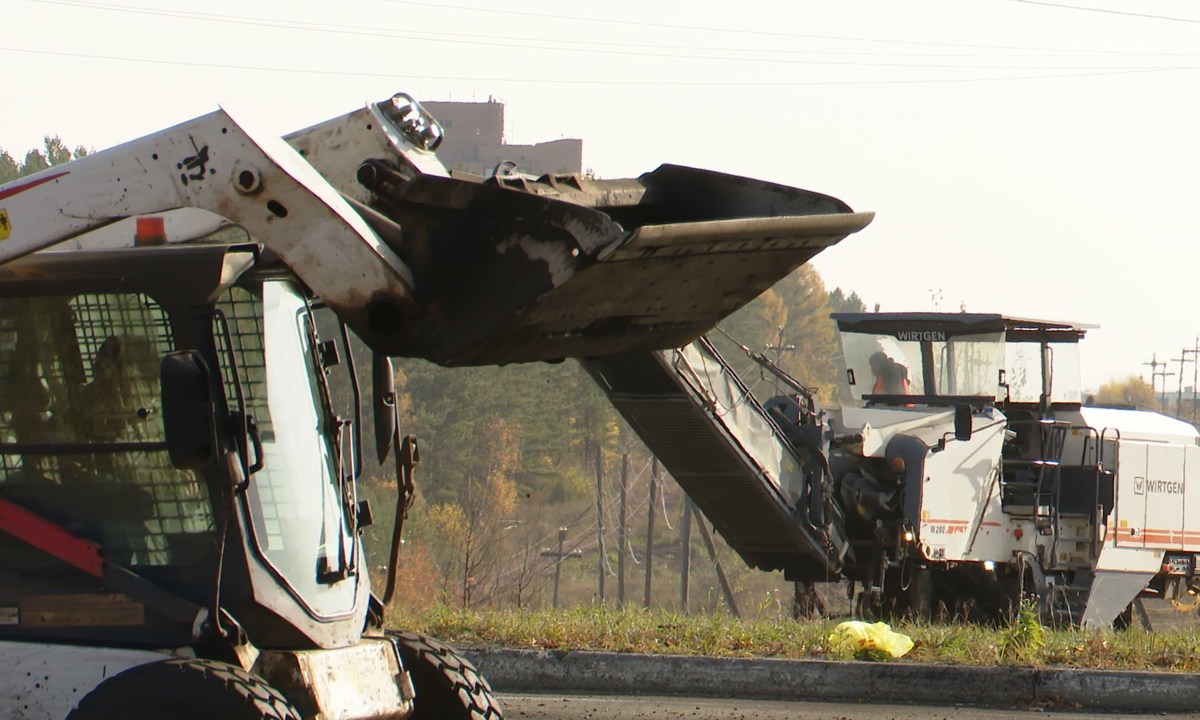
[
  {"left": 0, "top": 93, "right": 871, "bottom": 718},
  {"left": 588, "top": 312, "right": 1200, "bottom": 628}
]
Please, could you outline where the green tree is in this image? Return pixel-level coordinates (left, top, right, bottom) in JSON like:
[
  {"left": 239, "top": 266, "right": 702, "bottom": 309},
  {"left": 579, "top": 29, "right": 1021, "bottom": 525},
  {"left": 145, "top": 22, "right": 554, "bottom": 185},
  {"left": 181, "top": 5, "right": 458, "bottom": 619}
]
[
  {"left": 20, "top": 148, "right": 50, "bottom": 177},
  {"left": 423, "top": 416, "right": 520, "bottom": 607},
  {"left": 827, "top": 286, "right": 866, "bottom": 400},
  {"left": 0, "top": 136, "right": 89, "bottom": 183},
  {"left": 773, "top": 265, "right": 840, "bottom": 399},
  {"left": 1095, "top": 375, "right": 1159, "bottom": 411},
  {"left": 43, "top": 136, "right": 75, "bottom": 167},
  {"left": 394, "top": 355, "right": 614, "bottom": 507},
  {"left": 718, "top": 266, "right": 845, "bottom": 401},
  {"left": 0, "top": 152, "right": 18, "bottom": 183},
  {"left": 723, "top": 287, "right": 788, "bottom": 355},
  {"left": 829, "top": 287, "right": 867, "bottom": 314}
]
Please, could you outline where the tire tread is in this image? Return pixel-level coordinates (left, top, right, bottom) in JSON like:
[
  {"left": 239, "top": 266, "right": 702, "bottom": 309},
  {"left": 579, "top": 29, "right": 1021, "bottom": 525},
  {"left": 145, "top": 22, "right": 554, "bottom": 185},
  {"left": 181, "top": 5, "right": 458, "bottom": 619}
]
[
  {"left": 389, "top": 630, "right": 503, "bottom": 720},
  {"left": 68, "top": 658, "right": 300, "bottom": 720}
]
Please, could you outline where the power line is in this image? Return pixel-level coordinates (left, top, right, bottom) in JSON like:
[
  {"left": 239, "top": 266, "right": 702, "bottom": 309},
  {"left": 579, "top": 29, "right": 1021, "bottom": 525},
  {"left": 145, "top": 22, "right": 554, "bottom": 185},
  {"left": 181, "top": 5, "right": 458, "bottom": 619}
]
[
  {"left": 8, "top": 45, "right": 1191, "bottom": 87},
  {"left": 386, "top": 0, "right": 1195, "bottom": 54},
  {"left": 1001, "top": 0, "right": 1200, "bottom": 24},
  {"left": 35, "top": 0, "right": 1180, "bottom": 59},
  {"left": 29, "top": 0, "right": 1195, "bottom": 71}
]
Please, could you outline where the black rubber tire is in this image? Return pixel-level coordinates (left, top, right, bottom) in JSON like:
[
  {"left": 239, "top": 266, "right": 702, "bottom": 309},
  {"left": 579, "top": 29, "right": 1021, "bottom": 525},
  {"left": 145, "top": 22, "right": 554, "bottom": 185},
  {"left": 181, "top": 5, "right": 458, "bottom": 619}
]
[
  {"left": 389, "top": 630, "right": 503, "bottom": 720},
  {"left": 67, "top": 658, "right": 300, "bottom": 720},
  {"left": 1113, "top": 603, "right": 1134, "bottom": 631},
  {"left": 854, "top": 578, "right": 890, "bottom": 621},
  {"left": 908, "top": 567, "right": 934, "bottom": 622}
]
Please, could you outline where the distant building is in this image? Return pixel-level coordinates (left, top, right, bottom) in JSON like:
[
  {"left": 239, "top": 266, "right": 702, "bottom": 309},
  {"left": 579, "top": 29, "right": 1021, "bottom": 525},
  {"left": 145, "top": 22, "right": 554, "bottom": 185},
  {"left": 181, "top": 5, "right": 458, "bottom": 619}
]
[{"left": 422, "top": 99, "right": 583, "bottom": 177}]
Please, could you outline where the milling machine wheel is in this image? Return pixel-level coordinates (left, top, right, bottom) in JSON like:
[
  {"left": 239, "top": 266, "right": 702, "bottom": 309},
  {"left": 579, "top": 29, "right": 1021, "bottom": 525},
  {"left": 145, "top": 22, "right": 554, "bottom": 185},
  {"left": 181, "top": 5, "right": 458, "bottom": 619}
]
[
  {"left": 908, "top": 566, "right": 934, "bottom": 622},
  {"left": 853, "top": 585, "right": 885, "bottom": 621},
  {"left": 67, "top": 658, "right": 300, "bottom": 720},
  {"left": 1113, "top": 603, "right": 1134, "bottom": 631},
  {"left": 389, "top": 629, "right": 504, "bottom": 720},
  {"left": 791, "top": 581, "right": 827, "bottom": 620},
  {"left": 1168, "top": 577, "right": 1200, "bottom": 612}
]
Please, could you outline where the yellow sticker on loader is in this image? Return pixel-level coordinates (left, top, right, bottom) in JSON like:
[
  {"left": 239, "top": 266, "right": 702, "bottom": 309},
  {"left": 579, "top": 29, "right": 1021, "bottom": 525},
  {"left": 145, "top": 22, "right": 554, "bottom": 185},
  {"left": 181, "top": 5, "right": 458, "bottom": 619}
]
[{"left": 0, "top": 209, "right": 9, "bottom": 240}]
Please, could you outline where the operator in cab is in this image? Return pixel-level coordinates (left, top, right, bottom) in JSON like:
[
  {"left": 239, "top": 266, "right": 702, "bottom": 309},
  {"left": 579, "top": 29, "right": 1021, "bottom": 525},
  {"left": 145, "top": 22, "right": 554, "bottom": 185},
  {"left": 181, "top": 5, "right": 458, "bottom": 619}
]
[{"left": 869, "top": 351, "right": 911, "bottom": 395}]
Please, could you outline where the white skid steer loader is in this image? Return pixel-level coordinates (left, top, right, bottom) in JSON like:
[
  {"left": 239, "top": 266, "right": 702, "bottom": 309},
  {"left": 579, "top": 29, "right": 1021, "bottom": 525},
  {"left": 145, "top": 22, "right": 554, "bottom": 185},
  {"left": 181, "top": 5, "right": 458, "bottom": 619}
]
[{"left": 0, "top": 92, "right": 871, "bottom": 718}]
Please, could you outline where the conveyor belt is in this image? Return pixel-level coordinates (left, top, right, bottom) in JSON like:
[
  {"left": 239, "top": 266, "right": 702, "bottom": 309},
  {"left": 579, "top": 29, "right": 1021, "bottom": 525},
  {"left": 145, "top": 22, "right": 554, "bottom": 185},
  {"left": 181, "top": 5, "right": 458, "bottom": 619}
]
[{"left": 581, "top": 340, "right": 845, "bottom": 578}]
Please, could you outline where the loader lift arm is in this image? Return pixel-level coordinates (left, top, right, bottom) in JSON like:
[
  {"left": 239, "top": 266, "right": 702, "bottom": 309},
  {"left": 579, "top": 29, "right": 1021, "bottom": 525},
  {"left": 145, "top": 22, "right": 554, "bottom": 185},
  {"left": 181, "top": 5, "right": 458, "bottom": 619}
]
[
  {"left": 0, "top": 109, "right": 417, "bottom": 357},
  {"left": 1, "top": 94, "right": 872, "bottom": 367}
]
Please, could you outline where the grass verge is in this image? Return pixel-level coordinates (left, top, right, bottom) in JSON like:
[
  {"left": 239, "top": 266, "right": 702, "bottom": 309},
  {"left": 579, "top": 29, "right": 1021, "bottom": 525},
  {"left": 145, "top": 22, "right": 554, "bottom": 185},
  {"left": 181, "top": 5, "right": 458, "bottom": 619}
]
[{"left": 389, "top": 604, "right": 1200, "bottom": 672}]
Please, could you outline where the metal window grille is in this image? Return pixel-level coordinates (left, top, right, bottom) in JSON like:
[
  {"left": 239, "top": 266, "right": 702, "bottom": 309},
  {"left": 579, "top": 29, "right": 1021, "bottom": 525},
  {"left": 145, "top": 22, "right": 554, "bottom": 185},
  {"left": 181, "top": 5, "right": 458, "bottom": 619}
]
[{"left": 0, "top": 294, "right": 214, "bottom": 567}]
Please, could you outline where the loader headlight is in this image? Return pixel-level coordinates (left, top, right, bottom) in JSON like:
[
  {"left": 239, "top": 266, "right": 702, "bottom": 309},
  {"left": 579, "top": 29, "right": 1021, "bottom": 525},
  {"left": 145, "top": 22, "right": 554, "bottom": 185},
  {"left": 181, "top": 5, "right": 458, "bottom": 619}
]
[{"left": 378, "top": 93, "right": 444, "bottom": 152}]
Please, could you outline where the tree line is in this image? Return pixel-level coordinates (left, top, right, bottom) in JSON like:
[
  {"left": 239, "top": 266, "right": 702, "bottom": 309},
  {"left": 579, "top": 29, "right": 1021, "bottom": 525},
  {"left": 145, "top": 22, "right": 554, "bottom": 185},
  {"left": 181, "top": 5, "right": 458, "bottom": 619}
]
[
  {"left": 367, "top": 266, "right": 867, "bottom": 614},
  {"left": 0, "top": 137, "right": 88, "bottom": 183}
]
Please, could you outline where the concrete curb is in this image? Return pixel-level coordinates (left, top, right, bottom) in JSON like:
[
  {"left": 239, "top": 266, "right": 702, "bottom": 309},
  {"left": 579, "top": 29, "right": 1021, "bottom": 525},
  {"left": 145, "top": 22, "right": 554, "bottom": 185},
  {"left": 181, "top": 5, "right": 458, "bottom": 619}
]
[{"left": 463, "top": 649, "right": 1200, "bottom": 712}]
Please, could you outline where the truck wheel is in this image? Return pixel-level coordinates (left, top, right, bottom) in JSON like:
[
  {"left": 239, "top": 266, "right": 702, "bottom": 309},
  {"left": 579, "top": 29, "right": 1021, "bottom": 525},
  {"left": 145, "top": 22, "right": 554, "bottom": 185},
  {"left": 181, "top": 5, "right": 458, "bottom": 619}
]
[
  {"left": 68, "top": 658, "right": 299, "bottom": 720},
  {"left": 389, "top": 630, "right": 503, "bottom": 720}
]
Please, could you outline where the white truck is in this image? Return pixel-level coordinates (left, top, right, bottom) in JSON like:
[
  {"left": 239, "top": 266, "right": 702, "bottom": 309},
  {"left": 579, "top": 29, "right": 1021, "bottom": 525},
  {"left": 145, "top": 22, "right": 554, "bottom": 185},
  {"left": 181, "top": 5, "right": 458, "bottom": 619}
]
[
  {"left": 585, "top": 312, "right": 1200, "bottom": 629},
  {"left": 0, "top": 93, "right": 871, "bottom": 718}
]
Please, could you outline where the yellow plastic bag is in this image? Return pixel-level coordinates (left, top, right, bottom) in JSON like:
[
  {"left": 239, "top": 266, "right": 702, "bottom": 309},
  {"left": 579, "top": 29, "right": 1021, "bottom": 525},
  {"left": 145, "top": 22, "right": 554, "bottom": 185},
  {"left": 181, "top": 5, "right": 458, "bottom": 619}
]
[{"left": 829, "top": 620, "right": 914, "bottom": 659}]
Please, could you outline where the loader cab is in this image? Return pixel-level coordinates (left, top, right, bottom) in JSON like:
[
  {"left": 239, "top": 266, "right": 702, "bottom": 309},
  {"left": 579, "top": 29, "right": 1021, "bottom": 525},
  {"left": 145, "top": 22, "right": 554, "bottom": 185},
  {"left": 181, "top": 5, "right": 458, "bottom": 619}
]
[{"left": 0, "top": 244, "right": 368, "bottom": 651}]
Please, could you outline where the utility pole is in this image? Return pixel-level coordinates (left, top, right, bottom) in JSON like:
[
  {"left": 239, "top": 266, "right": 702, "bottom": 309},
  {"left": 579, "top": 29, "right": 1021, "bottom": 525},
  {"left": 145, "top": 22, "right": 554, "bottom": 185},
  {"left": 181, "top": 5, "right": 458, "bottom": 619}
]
[
  {"left": 690, "top": 504, "right": 740, "bottom": 617},
  {"left": 765, "top": 325, "right": 795, "bottom": 362},
  {"left": 617, "top": 453, "right": 628, "bottom": 606},
  {"left": 1159, "top": 369, "right": 1176, "bottom": 412},
  {"left": 540, "top": 527, "right": 581, "bottom": 609},
  {"left": 1144, "top": 354, "right": 1174, "bottom": 411},
  {"left": 594, "top": 445, "right": 606, "bottom": 602},
  {"left": 1143, "top": 353, "right": 1162, "bottom": 398},
  {"left": 1173, "top": 350, "right": 1194, "bottom": 419},
  {"left": 643, "top": 459, "right": 658, "bottom": 609},
  {"left": 679, "top": 497, "right": 693, "bottom": 612},
  {"left": 1184, "top": 338, "right": 1200, "bottom": 424}
]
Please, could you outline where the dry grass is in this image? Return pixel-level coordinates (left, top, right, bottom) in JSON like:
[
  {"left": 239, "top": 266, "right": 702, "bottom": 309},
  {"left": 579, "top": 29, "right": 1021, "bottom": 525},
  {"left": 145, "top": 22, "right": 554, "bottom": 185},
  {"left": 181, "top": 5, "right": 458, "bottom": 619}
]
[{"left": 389, "top": 604, "right": 1200, "bottom": 671}]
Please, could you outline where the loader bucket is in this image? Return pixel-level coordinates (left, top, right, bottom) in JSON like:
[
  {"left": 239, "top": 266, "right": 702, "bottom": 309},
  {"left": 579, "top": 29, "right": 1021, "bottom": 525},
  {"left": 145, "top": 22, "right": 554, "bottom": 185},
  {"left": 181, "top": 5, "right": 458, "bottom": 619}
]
[{"left": 358, "top": 164, "right": 872, "bottom": 365}]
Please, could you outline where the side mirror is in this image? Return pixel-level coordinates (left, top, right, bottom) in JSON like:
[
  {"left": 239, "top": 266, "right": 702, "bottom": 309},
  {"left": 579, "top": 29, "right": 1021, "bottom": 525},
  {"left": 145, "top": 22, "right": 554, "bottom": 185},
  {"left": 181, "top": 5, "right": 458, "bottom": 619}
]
[
  {"left": 373, "top": 353, "right": 398, "bottom": 464},
  {"left": 161, "top": 350, "right": 215, "bottom": 469},
  {"left": 954, "top": 404, "right": 973, "bottom": 442}
]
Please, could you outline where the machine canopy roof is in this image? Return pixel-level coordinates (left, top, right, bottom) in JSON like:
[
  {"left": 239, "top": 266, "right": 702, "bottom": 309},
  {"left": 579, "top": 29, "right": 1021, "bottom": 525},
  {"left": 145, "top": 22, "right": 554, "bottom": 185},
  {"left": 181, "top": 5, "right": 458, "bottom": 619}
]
[{"left": 830, "top": 312, "right": 1094, "bottom": 343}]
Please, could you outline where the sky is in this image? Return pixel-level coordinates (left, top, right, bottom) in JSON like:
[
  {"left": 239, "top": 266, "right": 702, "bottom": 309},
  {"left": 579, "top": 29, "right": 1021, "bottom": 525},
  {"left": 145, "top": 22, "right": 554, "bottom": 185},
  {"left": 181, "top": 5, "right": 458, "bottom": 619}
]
[{"left": 5, "top": 0, "right": 1200, "bottom": 391}]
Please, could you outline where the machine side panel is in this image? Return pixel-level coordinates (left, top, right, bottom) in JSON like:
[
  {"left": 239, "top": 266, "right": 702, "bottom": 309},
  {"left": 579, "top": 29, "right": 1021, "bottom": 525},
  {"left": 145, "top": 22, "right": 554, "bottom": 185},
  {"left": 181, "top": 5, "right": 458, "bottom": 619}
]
[
  {"left": 1186, "top": 443, "right": 1200, "bottom": 550},
  {"left": 1142, "top": 443, "right": 1187, "bottom": 548},
  {"left": 1114, "top": 441, "right": 1149, "bottom": 548},
  {"left": 1114, "top": 441, "right": 1200, "bottom": 550},
  {"left": 917, "top": 424, "right": 1007, "bottom": 562},
  {"left": 0, "top": 641, "right": 166, "bottom": 720}
]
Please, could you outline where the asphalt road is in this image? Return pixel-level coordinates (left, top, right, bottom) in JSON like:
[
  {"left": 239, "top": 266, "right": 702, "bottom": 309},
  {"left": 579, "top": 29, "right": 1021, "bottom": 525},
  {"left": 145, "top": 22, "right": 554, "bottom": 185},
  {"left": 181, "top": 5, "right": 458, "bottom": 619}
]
[{"left": 498, "top": 694, "right": 1196, "bottom": 720}]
